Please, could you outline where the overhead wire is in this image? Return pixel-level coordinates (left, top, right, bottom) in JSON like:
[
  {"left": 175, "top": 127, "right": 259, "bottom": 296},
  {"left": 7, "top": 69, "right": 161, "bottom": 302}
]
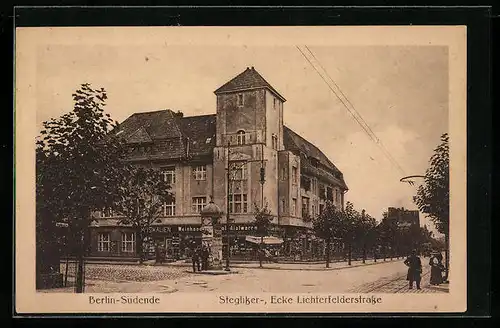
[{"left": 296, "top": 45, "right": 407, "bottom": 176}]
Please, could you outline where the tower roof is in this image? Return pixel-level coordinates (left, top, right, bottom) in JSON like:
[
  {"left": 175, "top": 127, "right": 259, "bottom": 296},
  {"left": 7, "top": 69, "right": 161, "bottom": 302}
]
[{"left": 214, "top": 67, "right": 286, "bottom": 102}]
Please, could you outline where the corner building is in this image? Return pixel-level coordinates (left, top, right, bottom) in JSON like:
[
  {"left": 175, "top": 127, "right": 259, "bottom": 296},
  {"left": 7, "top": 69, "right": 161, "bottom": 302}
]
[{"left": 89, "top": 67, "right": 348, "bottom": 261}]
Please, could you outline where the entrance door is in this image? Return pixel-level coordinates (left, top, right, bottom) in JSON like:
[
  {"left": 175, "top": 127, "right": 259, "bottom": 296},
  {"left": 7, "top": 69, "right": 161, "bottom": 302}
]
[{"left": 164, "top": 237, "right": 173, "bottom": 259}]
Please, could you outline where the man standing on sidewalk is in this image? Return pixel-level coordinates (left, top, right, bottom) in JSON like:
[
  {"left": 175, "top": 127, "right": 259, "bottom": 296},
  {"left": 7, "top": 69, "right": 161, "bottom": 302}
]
[
  {"left": 404, "top": 250, "right": 422, "bottom": 290},
  {"left": 192, "top": 246, "right": 201, "bottom": 272}
]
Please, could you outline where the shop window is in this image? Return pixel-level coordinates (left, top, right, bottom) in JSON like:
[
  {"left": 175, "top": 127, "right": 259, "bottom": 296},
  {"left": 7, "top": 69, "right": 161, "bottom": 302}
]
[
  {"left": 97, "top": 233, "right": 110, "bottom": 252},
  {"left": 121, "top": 232, "right": 135, "bottom": 253}
]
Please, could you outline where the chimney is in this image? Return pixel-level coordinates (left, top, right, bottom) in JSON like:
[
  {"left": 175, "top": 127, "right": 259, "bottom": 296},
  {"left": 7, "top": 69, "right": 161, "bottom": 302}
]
[{"left": 174, "top": 110, "right": 184, "bottom": 118}]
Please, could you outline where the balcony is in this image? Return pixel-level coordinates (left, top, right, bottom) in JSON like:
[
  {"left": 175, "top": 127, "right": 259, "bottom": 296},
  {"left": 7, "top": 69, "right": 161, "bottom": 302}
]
[{"left": 223, "top": 130, "right": 263, "bottom": 146}]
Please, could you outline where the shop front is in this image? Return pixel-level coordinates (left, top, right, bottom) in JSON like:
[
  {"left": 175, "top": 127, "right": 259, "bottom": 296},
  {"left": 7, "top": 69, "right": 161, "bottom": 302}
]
[{"left": 146, "top": 225, "right": 202, "bottom": 262}]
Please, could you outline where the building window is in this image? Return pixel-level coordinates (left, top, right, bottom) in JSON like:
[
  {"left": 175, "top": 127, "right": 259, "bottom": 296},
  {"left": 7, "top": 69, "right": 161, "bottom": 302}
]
[
  {"left": 319, "top": 204, "right": 324, "bottom": 214},
  {"left": 230, "top": 162, "right": 247, "bottom": 180},
  {"left": 273, "top": 98, "right": 278, "bottom": 110},
  {"left": 272, "top": 134, "right": 278, "bottom": 150},
  {"left": 163, "top": 197, "right": 176, "bottom": 216},
  {"left": 280, "top": 199, "right": 286, "bottom": 214},
  {"left": 162, "top": 166, "right": 176, "bottom": 185},
  {"left": 237, "top": 93, "right": 244, "bottom": 107},
  {"left": 192, "top": 197, "right": 207, "bottom": 213},
  {"left": 229, "top": 193, "right": 248, "bottom": 213},
  {"left": 97, "top": 233, "right": 110, "bottom": 252},
  {"left": 281, "top": 167, "right": 287, "bottom": 181},
  {"left": 236, "top": 130, "right": 246, "bottom": 145},
  {"left": 302, "top": 197, "right": 310, "bottom": 218},
  {"left": 327, "top": 187, "right": 333, "bottom": 201},
  {"left": 311, "top": 178, "right": 317, "bottom": 194},
  {"left": 292, "top": 167, "right": 298, "bottom": 184},
  {"left": 292, "top": 198, "right": 297, "bottom": 216},
  {"left": 121, "top": 232, "right": 135, "bottom": 253},
  {"left": 193, "top": 165, "right": 207, "bottom": 180}
]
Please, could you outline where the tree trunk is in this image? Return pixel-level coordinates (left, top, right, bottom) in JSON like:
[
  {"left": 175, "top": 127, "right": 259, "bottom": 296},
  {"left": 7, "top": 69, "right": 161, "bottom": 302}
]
[
  {"left": 75, "top": 230, "right": 85, "bottom": 293},
  {"left": 325, "top": 239, "right": 331, "bottom": 268},
  {"left": 444, "top": 232, "right": 449, "bottom": 281},
  {"left": 362, "top": 243, "right": 366, "bottom": 264},
  {"left": 374, "top": 247, "right": 377, "bottom": 262},
  {"left": 259, "top": 236, "right": 264, "bottom": 268},
  {"left": 137, "top": 229, "right": 144, "bottom": 264},
  {"left": 348, "top": 242, "right": 352, "bottom": 265}
]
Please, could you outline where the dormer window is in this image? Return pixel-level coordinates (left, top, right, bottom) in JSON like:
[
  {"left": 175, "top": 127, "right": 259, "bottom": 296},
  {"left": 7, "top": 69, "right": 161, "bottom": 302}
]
[
  {"left": 237, "top": 94, "right": 244, "bottom": 107},
  {"left": 236, "top": 130, "right": 246, "bottom": 145}
]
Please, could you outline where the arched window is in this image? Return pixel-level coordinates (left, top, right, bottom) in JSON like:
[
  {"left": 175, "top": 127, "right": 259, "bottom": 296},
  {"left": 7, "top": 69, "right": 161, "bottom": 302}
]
[{"left": 236, "top": 130, "right": 246, "bottom": 145}]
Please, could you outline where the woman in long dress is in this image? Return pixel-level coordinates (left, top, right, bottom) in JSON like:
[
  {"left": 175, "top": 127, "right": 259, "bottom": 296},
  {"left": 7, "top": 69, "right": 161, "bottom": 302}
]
[{"left": 429, "top": 252, "right": 443, "bottom": 285}]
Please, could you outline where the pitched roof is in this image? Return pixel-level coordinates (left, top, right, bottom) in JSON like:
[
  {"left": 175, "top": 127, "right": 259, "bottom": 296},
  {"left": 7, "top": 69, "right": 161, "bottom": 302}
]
[
  {"left": 117, "top": 109, "right": 183, "bottom": 142},
  {"left": 126, "top": 127, "right": 153, "bottom": 144},
  {"left": 179, "top": 114, "right": 217, "bottom": 157},
  {"left": 283, "top": 125, "right": 348, "bottom": 190},
  {"left": 214, "top": 67, "right": 286, "bottom": 102},
  {"left": 116, "top": 110, "right": 216, "bottom": 160}
]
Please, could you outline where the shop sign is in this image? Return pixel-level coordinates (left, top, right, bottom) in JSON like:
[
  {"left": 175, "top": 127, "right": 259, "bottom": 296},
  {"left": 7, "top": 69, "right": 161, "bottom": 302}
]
[
  {"left": 149, "top": 226, "right": 172, "bottom": 233},
  {"left": 179, "top": 226, "right": 201, "bottom": 232}
]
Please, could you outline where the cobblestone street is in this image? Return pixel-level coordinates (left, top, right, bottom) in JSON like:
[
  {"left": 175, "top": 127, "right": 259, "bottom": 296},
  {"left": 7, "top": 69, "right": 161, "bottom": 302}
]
[
  {"left": 348, "top": 266, "right": 450, "bottom": 293},
  {"left": 38, "top": 257, "right": 448, "bottom": 294}
]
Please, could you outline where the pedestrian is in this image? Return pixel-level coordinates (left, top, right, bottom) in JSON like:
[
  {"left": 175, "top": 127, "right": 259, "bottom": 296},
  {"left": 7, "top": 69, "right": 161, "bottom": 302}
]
[
  {"left": 201, "top": 245, "right": 210, "bottom": 270},
  {"left": 404, "top": 249, "right": 422, "bottom": 290},
  {"left": 429, "top": 251, "right": 443, "bottom": 285},
  {"left": 192, "top": 246, "right": 201, "bottom": 272}
]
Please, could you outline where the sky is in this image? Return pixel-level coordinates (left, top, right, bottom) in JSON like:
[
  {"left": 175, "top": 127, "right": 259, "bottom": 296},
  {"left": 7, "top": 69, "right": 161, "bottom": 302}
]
[{"left": 32, "top": 28, "right": 449, "bottom": 235}]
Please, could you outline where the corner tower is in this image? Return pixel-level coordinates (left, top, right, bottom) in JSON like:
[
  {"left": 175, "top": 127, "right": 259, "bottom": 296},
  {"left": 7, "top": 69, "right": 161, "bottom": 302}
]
[{"left": 212, "top": 67, "right": 286, "bottom": 221}]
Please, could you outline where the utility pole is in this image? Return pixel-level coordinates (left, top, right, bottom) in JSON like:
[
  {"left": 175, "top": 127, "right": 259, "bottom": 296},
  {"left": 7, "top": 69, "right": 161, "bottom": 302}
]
[{"left": 225, "top": 140, "right": 231, "bottom": 271}]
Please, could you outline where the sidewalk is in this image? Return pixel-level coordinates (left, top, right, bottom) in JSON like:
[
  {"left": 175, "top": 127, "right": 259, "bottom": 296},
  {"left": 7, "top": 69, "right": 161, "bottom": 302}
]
[{"left": 159, "top": 257, "right": 404, "bottom": 271}]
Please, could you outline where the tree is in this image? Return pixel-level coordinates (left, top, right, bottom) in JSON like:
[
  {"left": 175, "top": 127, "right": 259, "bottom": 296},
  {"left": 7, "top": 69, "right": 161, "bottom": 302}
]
[
  {"left": 36, "top": 84, "right": 126, "bottom": 292},
  {"left": 253, "top": 202, "right": 273, "bottom": 268},
  {"left": 377, "top": 212, "right": 398, "bottom": 261},
  {"left": 313, "top": 200, "right": 344, "bottom": 268},
  {"left": 414, "top": 133, "right": 449, "bottom": 278},
  {"left": 358, "top": 210, "right": 377, "bottom": 264},
  {"left": 343, "top": 201, "right": 361, "bottom": 265},
  {"left": 113, "top": 166, "right": 173, "bottom": 263}
]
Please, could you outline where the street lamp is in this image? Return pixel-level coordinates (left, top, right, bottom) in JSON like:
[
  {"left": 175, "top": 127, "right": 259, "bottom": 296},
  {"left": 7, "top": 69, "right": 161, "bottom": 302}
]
[{"left": 224, "top": 139, "right": 268, "bottom": 271}]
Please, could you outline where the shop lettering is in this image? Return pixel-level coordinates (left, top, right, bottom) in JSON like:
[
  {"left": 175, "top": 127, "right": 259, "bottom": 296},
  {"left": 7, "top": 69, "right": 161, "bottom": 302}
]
[{"left": 149, "top": 226, "right": 171, "bottom": 233}]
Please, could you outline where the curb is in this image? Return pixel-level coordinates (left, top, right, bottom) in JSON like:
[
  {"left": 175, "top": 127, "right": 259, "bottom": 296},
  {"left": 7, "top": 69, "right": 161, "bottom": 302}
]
[
  {"left": 231, "top": 259, "right": 404, "bottom": 271},
  {"left": 184, "top": 270, "right": 240, "bottom": 275}
]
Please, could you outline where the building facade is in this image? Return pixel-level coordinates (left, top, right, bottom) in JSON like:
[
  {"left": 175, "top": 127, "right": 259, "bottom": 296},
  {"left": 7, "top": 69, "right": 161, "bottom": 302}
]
[
  {"left": 89, "top": 67, "right": 348, "bottom": 261},
  {"left": 386, "top": 207, "right": 420, "bottom": 228}
]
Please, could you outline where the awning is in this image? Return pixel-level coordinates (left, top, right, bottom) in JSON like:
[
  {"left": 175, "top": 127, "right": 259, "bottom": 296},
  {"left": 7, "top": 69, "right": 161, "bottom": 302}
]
[{"left": 245, "top": 236, "right": 284, "bottom": 245}]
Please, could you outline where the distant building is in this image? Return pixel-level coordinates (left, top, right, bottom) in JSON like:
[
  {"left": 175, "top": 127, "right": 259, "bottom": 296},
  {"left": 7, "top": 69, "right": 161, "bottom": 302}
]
[
  {"left": 386, "top": 207, "right": 420, "bottom": 228},
  {"left": 89, "top": 67, "right": 348, "bottom": 261}
]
